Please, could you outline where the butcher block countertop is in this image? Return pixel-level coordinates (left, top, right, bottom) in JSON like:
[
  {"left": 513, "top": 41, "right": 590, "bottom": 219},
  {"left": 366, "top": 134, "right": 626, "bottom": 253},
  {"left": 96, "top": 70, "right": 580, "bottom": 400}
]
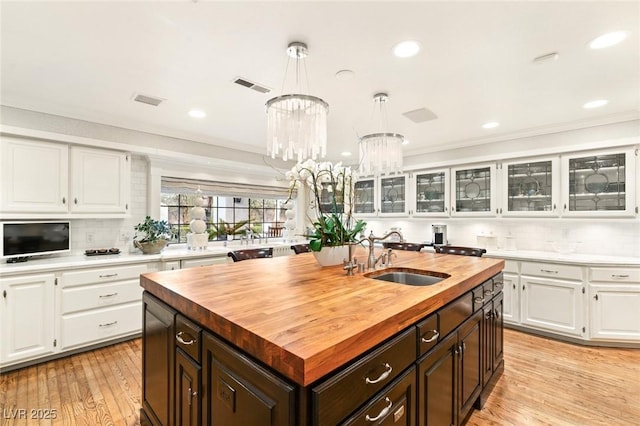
[{"left": 140, "top": 248, "right": 504, "bottom": 386}]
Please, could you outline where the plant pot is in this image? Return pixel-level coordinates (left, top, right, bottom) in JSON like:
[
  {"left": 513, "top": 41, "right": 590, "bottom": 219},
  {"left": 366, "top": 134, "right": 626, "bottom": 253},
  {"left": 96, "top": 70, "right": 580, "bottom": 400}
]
[
  {"left": 312, "top": 245, "right": 349, "bottom": 267},
  {"left": 134, "top": 240, "right": 168, "bottom": 254}
]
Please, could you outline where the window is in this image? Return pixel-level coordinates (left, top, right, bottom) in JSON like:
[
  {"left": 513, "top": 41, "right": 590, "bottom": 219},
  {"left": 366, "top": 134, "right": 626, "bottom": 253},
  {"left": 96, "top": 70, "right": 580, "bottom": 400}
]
[{"left": 160, "top": 178, "right": 291, "bottom": 243}]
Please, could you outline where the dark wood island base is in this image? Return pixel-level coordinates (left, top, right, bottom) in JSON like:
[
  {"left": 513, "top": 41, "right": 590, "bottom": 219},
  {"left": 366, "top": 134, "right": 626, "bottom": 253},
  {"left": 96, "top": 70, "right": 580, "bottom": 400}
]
[{"left": 139, "top": 250, "right": 505, "bottom": 425}]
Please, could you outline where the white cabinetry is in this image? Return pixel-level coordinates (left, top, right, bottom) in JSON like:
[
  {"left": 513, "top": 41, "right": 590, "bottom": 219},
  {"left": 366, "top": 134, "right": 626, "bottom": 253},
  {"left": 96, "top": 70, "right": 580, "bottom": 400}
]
[
  {"left": 0, "top": 273, "right": 55, "bottom": 366},
  {"left": 520, "top": 262, "right": 585, "bottom": 337},
  {"left": 413, "top": 169, "right": 450, "bottom": 217},
  {"left": 354, "top": 174, "right": 409, "bottom": 217},
  {"left": 589, "top": 267, "right": 640, "bottom": 341},
  {"left": 501, "top": 260, "right": 520, "bottom": 324},
  {"left": 181, "top": 256, "right": 229, "bottom": 269},
  {"left": 500, "top": 157, "right": 560, "bottom": 217},
  {"left": 1, "top": 137, "right": 69, "bottom": 213},
  {"left": 0, "top": 137, "right": 130, "bottom": 218},
  {"left": 450, "top": 163, "right": 497, "bottom": 216},
  {"left": 58, "top": 263, "right": 157, "bottom": 351},
  {"left": 70, "top": 146, "right": 129, "bottom": 214}
]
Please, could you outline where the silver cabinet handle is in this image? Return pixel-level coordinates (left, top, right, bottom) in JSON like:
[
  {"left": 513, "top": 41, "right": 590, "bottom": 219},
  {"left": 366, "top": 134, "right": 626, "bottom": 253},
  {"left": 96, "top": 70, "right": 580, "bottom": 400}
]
[
  {"left": 365, "top": 397, "right": 392, "bottom": 422},
  {"left": 365, "top": 363, "right": 393, "bottom": 384},
  {"left": 540, "top": 269, "right": 558, "bottom": 274},
  {"left": 494, "top": 282, "right": 504, "bottom": 290},
  {"left": 99, "top": 273, "right": 118, "bottom": 278},
  {"left": 187, "top": 387, "right": 197, "bottom": 405},
  {"left": 611, "top": 274, "right": 630, "bottom": 278},
  {"left": 99, "top": 292, "right": 118, "bottom": 298},
  {"left": 474, "top": 296, "right": 485, "bottom": 304},
  {"left": 484, "top": 289, "right": 494, "bottom": 297},
  {"left": 421, "top": 330, "right": 440, "bottom": 343},
  {"left": 99, "top": 321, "right": 118, "bottom": 327},
  {"left": 176, "top": 331, "right": 197, "bottom": 346}
]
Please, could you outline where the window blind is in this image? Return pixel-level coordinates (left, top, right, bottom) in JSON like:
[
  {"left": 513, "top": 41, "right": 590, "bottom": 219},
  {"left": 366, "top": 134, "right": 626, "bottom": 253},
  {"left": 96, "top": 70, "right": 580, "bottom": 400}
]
[{"left": 161, "top": 176, "right": 294, "bottom": 199}]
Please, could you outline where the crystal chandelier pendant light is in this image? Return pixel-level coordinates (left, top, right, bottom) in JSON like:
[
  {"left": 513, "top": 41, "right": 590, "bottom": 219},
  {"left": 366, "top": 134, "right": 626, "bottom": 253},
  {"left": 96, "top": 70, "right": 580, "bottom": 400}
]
[
  {"left": 359, "top": 93, "right": 404, "bottom": 176},
  {"left": 266, "top": 42, "right": 329, "bottom": 162}
]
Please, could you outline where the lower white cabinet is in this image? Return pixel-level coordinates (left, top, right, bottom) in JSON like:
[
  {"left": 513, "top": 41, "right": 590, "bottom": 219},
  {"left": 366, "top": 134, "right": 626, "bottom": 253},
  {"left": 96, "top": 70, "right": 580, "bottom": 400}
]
[
  {"left": 501, "top": 261, "right": 520, "bottom": 324},
  {"left": 0, "top": 273, "right": 56, "bottom": 367},
  {"left": 589, "top": 267, "right": 640, "bottom": 341},
  {"left": 181, "top": 256, "right": 229, "bottom": 269}
]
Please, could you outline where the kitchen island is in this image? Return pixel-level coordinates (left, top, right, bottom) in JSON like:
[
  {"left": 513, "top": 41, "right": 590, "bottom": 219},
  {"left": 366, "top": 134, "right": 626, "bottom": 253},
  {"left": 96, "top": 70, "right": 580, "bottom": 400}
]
[{"left": 140, "top": 248, "right": 504, "bottom": 425}]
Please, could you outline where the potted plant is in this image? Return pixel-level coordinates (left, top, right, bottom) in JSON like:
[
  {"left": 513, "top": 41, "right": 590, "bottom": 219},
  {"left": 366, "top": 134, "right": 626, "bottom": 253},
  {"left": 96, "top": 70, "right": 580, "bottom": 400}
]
[
  {"left": 133, "top": 216, "right": 171, "bottom": 254},
  {"left": 286, "top": 159, "right": 366, "bottom": 265},
  {"left": 207, "top": 219, "right": 249, "bottom": 241}
]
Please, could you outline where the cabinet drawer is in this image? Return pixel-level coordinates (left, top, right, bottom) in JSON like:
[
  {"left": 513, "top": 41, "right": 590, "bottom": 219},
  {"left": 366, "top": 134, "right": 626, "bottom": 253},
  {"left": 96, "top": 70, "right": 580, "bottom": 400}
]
[
  {"left": 313, "top": 327, "right": 416, "bottom": 426},
  {"left": 521, "top": 262, "right": 583, "bottom": 281},
  {"left": 175, "top": 314, "right": 201, "bottom": 362},
  {"left": 60, "top": 302, "right": 141, "bottom": 350},
  {"left": 503, "top": 260, "right": 518, "bottom": 273},
  {"left": 472, "top": 279, "right": 494, "bottom": 311},
  {"left": 589, "top": 268, "right": 640, "bottom": 283},
  {"left": 180, "top": 256, "right": 229, "bottom": 269},
  {"left": 61, "top": 279, "right": 142, "bottom": 314},
  {"left": 440, "top": 292, "right": 473, "bottom": 338},
  {"left": 417, "top": 314, "right": 439, "bottom": 356},
  {"left": 341, "top": 366, "right": 416, "bottom": 426},
  {"left": 62, "top": 263, "right": 153, "bottom": 287}
]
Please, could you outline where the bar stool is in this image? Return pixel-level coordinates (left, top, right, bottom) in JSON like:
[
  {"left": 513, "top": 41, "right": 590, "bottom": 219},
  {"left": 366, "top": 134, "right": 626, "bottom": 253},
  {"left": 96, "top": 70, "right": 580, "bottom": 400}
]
[
  {"left": 227, "top": 247, "right": 274, "bottom": 262},
  {"left": 434, "top": 245, "right": 486, "bottom": 257},
  {"left": 290, "top": 244, "right": 310, "bottom": 254},
  {"left": 382, "top": 242, "right": 425, "bottom": 252}
]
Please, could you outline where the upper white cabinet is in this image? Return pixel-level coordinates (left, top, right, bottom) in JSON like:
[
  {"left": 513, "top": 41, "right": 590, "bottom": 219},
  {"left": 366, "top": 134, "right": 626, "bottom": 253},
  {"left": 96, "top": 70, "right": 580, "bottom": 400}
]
[
  {"left": 413, "top": 169, "right": 450, "bottom": 217},
  {"left": 501, "top": 157, "right": 560, "bottom": 217},
  {"left": 560, "top": 148, "right": 636, "bottom": 217},
  {"left": 354, "top": 174, "right": 409, "bottom": 217},
  {"left": 70, "top": 146, "right": 130, "bottom": 214},
  {"left": 0, "top": 137, "right": 130, "bottom": 218},
  {"left": 1, "top": 137, "right": 69, "bottom": 213},
  {"left": 450, "top": 164, "right": 497, "bottom": 216}
]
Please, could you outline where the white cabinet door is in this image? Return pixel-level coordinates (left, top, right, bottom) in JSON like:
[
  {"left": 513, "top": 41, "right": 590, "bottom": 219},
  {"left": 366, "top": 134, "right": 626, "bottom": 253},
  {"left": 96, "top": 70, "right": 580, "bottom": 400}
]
[
  {"left": 501, "top": 157, "right": 560, "bottom": 217},
  {"left": 413, "top": 169, "right": 450, "bottom": 217},
  {"left": 450, "top": 163, "right": 497, "bottom": 216},
  {"left": 379, "top": 174, "right": 410, "bottom": 216},
  {"left": 590, "top": 285, "right": 640, "bottom": 341},
  {"left": 70, "top": 146, "right": 130, "bottom": 214},
  {"left": 0, "top": 273, "right": 55, "bottom": 365},
  {"left": 521, "top": 275, "right": 584, "bottom": 337},
  {"left": 353, "top": 178, "right": 378, "bottom": 217},
  {"left": 561, "top": 148, "right": 636, "bottom": 217},
  {"left": 502, "top": 272, "right": 520, "bottom": 324},
  {"left": 1, "top": 137, "right": 68, "bottom": 213}
]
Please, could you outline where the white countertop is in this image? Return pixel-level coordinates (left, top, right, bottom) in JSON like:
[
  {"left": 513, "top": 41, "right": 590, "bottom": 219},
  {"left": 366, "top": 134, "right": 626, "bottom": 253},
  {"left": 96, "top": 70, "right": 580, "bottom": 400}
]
[
  {"left": 1, "top": 241, "right": 638, "bottom": 276},
  {"left": 0, "top": 240, "right": 297, "bottom": 276}
]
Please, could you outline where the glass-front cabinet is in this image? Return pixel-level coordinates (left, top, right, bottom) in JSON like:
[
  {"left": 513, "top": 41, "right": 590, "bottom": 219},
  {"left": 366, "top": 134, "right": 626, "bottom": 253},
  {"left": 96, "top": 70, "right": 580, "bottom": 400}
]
[
  {"left": 353, "top": 174, "right": 409, "bottom": 217},
  {"left": 561, "top": 148, "right": 636, "bottom": 217},
  {"left": 451, "top": 164, "right": 496, "bottom": 216},
  {"left": 413, "top": 169, "right": 450, "bottom": 217},
  {"left": 502, "top": 157, "right": 560, "bottom": 217}
]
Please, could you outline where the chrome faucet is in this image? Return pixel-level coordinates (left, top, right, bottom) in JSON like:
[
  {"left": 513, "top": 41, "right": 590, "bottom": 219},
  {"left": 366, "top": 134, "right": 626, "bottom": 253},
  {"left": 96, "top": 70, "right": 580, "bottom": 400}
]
[{"left": 357, "top": 231, "right": 403, "bottom": 270}]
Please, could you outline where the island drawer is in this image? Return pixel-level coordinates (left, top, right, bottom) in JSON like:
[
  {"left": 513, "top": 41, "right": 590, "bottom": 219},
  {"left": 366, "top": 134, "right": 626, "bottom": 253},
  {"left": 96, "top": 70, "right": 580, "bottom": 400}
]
[
  {"left": 417, "top": 314, "right": 439, "bottom": 356},
  {"left": 312, "top": 327, "right": 416, "bottom": 426},
  {"left": 440, "top": 291, "right": 473, "bottom": 338},
  {"left": 341, "top": 366, "right": 416, "bottom": 426},
  {"left": 472, "top": 279, "right": 494, "bottom": 311},
  {"left": 175, "top": 314, "right": 201, "bottom": 362}
]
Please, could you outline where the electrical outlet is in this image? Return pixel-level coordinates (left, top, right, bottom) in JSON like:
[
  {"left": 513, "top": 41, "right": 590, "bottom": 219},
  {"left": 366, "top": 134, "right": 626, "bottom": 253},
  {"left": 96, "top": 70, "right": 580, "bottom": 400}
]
[{"left": 86, "top": 232, "right": 95, "bottom": 243}]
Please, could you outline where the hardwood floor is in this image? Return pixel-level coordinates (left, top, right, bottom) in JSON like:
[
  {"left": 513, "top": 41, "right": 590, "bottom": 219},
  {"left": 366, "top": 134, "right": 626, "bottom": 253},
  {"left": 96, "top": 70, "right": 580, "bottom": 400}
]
[{"left": 0, "top": 329, "right": 638, "bottom": 425}]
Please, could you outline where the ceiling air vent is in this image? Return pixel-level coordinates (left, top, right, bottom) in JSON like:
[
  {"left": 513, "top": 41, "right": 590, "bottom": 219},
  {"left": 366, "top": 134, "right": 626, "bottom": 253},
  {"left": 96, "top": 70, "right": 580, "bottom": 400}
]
[
  {"left": 233, "top": 77, "right": 271, "bottom": 94},
  {"left": 132, "top": 93, "right": 165, "bottom": 107},
  {"left": 403, "top": 107, "right": 438, "bottom": 123}
]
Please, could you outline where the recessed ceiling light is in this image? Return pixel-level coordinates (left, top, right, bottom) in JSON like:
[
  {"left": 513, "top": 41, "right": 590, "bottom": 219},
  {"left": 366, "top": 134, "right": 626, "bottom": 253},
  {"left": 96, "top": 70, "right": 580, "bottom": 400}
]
[
  {"left": 393, "top": 40, "right": 421, "bottom": 58},
  {"left": 188, "top": 109, "right": 206, "bottom": 118},
  {"left": 482, "top": 121, "right": 500, "bottom": 129},
  {"left": 583, "top": 99, "right": 608, "bottom": 109},
  {"left": 341, "top": 151, "right": 352, "bottom": 157},
  {"left": 589, "top": 31, "right": 628, "bottom": 49}
]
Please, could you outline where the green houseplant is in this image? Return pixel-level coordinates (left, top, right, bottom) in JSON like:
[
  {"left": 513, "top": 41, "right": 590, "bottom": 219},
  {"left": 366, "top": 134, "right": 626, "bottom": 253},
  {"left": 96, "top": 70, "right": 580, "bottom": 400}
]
[
  {"left": 207, "top": 219, "right": 250, "bottom": 240},
  {"left": 133, "top": 216, "right": 171, "bottom": 254},
  {"left": 286, "top": 159, "right": 366, "bottom": 265}
]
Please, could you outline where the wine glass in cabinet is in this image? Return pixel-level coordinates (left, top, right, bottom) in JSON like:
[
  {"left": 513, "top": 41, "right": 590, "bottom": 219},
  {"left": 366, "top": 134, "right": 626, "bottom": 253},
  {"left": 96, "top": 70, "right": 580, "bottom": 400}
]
[
  {"left": 413, "top": 169, "right": 450, "bottom": 217},
  {"left": 501, "top": 157, "right": 560, "bottom": 217},
  {"left": 561, "top": 148, "right": 636, "bottom": 217}
]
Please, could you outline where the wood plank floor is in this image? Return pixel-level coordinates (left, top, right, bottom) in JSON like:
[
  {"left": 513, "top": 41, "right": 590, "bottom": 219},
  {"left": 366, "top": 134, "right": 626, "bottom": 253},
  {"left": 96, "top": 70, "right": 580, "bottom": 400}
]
[{"left": 0, "top": 329, "right": 638, "bottom": 425}]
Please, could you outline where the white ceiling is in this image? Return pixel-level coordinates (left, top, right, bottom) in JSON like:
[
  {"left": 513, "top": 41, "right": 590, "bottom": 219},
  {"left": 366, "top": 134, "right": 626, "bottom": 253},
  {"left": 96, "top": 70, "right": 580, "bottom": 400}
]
[{"left": 1, "top": 1, "right": 639, "bottom": 164}]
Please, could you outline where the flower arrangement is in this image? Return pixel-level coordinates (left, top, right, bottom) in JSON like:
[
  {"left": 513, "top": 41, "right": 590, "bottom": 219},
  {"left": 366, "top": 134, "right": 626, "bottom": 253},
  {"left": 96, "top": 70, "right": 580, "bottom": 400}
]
[{"left": 286, "top": 159, "right": 366, "bottom": 252}]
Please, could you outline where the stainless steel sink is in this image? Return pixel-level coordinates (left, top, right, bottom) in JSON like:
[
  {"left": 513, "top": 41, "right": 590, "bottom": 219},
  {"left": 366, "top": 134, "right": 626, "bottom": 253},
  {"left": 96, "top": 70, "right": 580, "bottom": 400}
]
[{"left": 365, "top": 268, "right": 450, "bottom": 286}]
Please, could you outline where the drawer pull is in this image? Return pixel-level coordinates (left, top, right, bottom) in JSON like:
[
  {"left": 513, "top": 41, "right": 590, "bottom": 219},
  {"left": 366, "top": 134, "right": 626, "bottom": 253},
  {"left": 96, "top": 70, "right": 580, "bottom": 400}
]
[
  {"left": 494, "top": 282, "right": 504, "bottom": 290},
  {"left": 176, "top": 331, "right": 197, "bottom": 346},
  {"left": 611, "top": 274, "right": 630, "bottom": 279},
  {"left": 540, "top": 269, "right": 558, "bottom": 274},
  {"left": 421, "top": 330, "right": 440, "bottom": 343},
  {"left": 99, "top": 273, "right": 119, "bottom": 278},
  {"left": 365, "top": 397, "right": 392, "bottom": 422},
  {"left": 365, "top": 363, "right": 393, "bottom": 385},
  {"left": 474, "top": 296, "right": 485, "bottom": 304},
  {"left": 99, "top": 292, "right": 118, "bottom": 298},
  {"left": 484, "top": 289, "right": 493, "bottom": 297},
  {"left": 99, "top": 321, "right": 118, "bottom": 328}
]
